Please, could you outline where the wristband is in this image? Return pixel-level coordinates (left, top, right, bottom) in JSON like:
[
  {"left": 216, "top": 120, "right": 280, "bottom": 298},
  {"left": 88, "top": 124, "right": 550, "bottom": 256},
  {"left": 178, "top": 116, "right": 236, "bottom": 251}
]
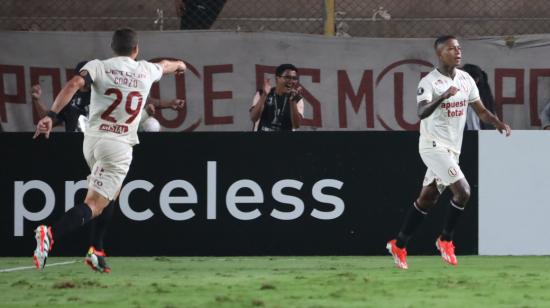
[{"left": 46, "top": 110, "right": 58, "bottom": 119}]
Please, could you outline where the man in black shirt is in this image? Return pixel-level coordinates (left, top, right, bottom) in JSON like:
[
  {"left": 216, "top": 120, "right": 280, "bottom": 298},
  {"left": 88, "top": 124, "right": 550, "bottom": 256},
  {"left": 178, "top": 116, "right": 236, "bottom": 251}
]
[{"left": 249, "top": 64, "right": 304, "bottom": 131}]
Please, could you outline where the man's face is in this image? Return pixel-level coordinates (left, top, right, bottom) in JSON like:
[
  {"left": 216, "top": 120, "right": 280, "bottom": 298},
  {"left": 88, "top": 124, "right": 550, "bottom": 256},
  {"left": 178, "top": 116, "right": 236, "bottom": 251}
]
[
  {"left": 438, "top": 39, "right": 462, "bottom": 67},
  {"left": 276, "top": 69, "right": 298, "bottom": 93}
]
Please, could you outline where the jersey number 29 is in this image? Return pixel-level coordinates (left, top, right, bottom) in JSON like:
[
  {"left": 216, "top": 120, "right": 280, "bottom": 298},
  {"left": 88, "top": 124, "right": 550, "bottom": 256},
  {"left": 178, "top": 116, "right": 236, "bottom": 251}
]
[{"left": 101, "top": 88, "right": 143, "bottom": 124}]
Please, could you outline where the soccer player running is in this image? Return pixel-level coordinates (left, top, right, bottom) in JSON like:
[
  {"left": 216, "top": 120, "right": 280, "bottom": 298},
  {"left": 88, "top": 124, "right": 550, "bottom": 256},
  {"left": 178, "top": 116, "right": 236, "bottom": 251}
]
[
  {"left": 386, "top": 35, "right": 511, "bottom": 269},
  {"left": 32, "top": 28, "right": 186, "bottom": 271}
]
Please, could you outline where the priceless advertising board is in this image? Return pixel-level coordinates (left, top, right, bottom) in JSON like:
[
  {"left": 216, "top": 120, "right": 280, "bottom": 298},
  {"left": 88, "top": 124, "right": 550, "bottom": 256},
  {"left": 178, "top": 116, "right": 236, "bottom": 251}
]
[{"left": 0, "top": 132, "right": 478, "bottom": 256}]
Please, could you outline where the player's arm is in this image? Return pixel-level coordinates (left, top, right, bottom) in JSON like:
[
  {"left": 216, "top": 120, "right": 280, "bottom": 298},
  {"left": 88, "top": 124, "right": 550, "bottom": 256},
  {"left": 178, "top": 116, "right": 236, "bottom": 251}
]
[
  {"left": 146, "top": 96, "right": 185, "bottom": 110},
  {"left": 50, "top": 75, "right": 86, "bottom": 113},
  {"left": 471, "top": 100, "right": 511, "bottom": 136},
  {"left": 158, "top": 60, "right": 186, "bottom": 75},
  {"left": 417, "top": 86, "right": 459, "bottom": 119},
  {"left": 33, "top": 75, "right": 86, "bottom": 139}
]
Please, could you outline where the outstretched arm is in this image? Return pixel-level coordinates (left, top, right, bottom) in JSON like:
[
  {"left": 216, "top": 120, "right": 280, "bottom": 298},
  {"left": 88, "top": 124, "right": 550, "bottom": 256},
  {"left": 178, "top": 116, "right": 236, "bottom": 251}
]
[
  {"left": 146, "top": 96, "right": 185, "bottom": 110},
  {"left": 158, "top": 60, "right": 186, "bottom": 75},
  {"left": 471, "top": 100, "right": 511, "bottom": 136}
]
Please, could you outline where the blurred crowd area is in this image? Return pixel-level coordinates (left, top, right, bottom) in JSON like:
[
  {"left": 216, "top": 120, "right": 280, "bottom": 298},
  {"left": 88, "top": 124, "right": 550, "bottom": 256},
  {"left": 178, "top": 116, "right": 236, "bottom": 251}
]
[{"left": 1, "top": 0, "right": 550, "bottom": 37}]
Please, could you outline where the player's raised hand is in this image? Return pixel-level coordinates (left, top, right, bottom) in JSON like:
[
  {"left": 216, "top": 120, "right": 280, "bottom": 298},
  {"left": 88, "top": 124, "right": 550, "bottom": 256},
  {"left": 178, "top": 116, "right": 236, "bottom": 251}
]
[
  {"left": 33, "top": 116, "right": 53, "bottom": 139},
  {"left": 442, "top": 86, "right": 460, "bottom": 99},
  {"left": 496, "top": 122, "right": 512, "bottom": 137}
]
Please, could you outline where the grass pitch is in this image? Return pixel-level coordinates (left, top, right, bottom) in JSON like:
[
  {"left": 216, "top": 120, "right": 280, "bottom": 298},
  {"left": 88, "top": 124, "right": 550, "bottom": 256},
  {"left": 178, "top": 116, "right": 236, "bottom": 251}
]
[{"left": 1, "top": 256, "right": 549, "bottom": 307}]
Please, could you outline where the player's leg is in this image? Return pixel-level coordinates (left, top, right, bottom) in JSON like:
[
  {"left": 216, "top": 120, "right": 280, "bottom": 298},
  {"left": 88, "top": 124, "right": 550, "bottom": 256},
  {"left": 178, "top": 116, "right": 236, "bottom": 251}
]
[
  {"left": 387, "top": 177, "right": 441, "bottom": 269},
  {"left": 33, "top": 136, "right": 97, "bottom": 270},
  {"left": 435, "top": 177, "right": 470, "bottom": 266},
  {"left": 422, "top": 149, "right": 467, "bottom": 266},
  {"left": 86, "top": 194, "right": 118, "bottom": 273},
  {"left": 442, "top": 177, "right": 470, "bottom": 241},
  {"left": 89, "top": 200, "right": 115, "bottom": 251},
  {"left": 33, "top": 188, "right": 109, "bottom": 270},
  {"left": 396, "top": 181, "right": 441, "bottom": 248},
  {"left": 83, "top": 139, "right": 131, "bottom": 273}
]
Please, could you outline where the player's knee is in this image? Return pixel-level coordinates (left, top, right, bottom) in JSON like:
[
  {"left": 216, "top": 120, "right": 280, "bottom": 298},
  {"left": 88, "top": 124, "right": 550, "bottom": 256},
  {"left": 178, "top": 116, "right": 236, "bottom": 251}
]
[
  {"left": 454, "top": 185, "right": 471, "bottom": 205},
  {"left": 416, "top": 195, "right": 438, "bottom": 210}
]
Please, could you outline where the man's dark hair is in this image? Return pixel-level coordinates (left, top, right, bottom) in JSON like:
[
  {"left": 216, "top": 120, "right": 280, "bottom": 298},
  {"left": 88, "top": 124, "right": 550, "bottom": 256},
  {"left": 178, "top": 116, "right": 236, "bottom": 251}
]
[
  {"left": 434, "top": 35, "right": 457, "bottom": 50},
  {"left": 111, "top": 28, "right": 138, "bottom": 56},
  {"left": 275, "top": 64, "right": 298, "bottom": 77}
]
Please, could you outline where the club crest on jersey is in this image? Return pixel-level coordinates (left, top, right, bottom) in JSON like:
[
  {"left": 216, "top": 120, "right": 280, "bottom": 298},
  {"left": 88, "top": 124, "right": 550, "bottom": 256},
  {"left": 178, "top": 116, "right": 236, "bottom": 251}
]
[
  {"left": 417, "top": 87, "right": 424, "bottom": 95},
  {"left": 448, "top": 167, "right": 458, "bottom": 177}
]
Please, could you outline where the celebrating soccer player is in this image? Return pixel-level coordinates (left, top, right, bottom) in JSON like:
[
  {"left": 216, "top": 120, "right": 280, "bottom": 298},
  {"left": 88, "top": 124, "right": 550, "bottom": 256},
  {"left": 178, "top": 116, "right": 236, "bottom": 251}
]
[
  {"left": 387, "top": 35, "right": 511, "bottom": 269},
  {"left": 32, "top": 28, "right": 186, "bottom": 272}
]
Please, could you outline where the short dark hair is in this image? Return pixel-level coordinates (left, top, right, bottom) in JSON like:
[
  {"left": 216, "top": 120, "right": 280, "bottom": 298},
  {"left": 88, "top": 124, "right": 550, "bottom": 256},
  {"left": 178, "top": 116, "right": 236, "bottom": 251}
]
[
  {"left": 275, "top": 64, "right": 298, "bottom": 77},
  {"left": 434, "top": 35, "right": 457, "bottom": 50},
  {"left": 111, "top": 28, "right": 138, "bottom": 56}
]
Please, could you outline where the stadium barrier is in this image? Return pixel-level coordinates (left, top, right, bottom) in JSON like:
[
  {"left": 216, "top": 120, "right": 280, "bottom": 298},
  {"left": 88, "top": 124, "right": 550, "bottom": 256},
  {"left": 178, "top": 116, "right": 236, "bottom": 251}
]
[
  {"left": 1, "top": 132, "right": 478, "bottom": 256},
  {"left": 478, "top": 131, "right": 550, "bottom": 255}
]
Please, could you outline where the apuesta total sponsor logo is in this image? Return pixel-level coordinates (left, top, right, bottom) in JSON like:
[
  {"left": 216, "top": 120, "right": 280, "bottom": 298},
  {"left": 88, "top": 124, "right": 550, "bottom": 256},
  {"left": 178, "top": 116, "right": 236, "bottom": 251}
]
[{"left": 13, "top": 162, "right": 344, "bottom": 236}]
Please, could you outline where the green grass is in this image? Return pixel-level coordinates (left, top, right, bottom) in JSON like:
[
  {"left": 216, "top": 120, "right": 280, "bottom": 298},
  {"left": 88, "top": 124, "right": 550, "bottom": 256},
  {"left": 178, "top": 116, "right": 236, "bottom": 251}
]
[{"left": 1, "top": 256, "right": 549, "bottom": 307}]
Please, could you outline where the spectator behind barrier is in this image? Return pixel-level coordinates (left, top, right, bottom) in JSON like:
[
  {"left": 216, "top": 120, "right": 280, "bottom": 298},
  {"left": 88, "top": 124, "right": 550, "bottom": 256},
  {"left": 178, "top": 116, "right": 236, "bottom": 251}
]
[
  {"left": 249, "top": 63, "right": 304, "bottom": 132},
  {"left": 462, "top": 64, "right": 496, "bottom": 130}
]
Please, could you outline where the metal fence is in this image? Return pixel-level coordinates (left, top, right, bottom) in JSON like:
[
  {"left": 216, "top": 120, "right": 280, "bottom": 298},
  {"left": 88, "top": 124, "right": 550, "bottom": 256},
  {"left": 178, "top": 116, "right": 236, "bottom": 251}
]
[{"left": 1, "top": 0, "right": 550, "bottom": 37}]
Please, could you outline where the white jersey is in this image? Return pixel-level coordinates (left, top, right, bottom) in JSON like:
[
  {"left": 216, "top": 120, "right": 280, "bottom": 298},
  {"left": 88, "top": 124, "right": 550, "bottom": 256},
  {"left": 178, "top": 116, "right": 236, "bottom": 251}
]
[
  {"left": 81, "top": 57, "right": 163, "bottom": 145},
  {"left": 417, "top": 68, "right": 480, "bottom": 154}
]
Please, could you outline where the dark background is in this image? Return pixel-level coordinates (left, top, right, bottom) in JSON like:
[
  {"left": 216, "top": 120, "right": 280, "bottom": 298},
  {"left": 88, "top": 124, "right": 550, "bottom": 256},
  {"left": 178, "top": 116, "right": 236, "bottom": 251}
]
[{"left": 0, "top": 131, "right": 478, "bottom": 256}]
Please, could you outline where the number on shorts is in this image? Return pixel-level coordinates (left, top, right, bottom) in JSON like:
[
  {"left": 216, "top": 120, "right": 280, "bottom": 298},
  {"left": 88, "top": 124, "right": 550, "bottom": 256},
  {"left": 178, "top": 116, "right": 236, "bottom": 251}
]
[{"left": 101, "top": 88, "right": 144, "bottom": 124}]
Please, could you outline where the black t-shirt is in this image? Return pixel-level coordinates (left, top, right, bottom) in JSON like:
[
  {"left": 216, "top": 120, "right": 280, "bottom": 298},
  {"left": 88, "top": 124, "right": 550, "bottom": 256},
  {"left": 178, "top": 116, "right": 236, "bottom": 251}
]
[
  {"left": 256, "top": 89, "right": 293, "bottom": 132},
  {"left": 58, "top": 91, "right": 90, "bottom": 132}
]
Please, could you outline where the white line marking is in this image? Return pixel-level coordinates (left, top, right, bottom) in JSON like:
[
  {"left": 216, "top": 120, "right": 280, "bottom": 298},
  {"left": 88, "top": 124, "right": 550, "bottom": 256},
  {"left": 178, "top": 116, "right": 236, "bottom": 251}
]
[{"left": 0, "top": 260, "right": 79, "bottom": 273}]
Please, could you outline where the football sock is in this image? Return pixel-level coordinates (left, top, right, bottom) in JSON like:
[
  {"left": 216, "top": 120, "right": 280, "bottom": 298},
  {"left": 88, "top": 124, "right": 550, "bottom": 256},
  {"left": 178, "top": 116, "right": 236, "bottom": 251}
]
[
  {"left": 90, "top": 201, "right": 115, "bottom": 251},
  {"left": 440, "top": 200, "right": 465, "bottom": 241},
  {"left": 396, "top": 202, "right": 428, "bottom": 248},
  {"left": 51, "top": 202, "right": 93, "bottom": 241}
]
